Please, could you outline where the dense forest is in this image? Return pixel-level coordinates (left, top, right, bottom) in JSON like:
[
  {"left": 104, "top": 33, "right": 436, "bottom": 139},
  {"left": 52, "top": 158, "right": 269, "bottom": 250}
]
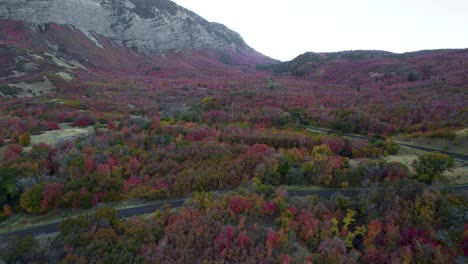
[
  {"left": 0, "top": 99, "right": 466, "bottom": 262},
  {"left": 2, "top": 182, "right": 467, "bottom": 263},
  {"left": 0, "top": 7, "right": 467, "bottom": 263}
]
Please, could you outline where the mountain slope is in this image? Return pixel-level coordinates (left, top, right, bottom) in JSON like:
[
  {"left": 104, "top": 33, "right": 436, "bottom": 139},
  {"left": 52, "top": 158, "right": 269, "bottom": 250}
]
[
  {"left": 0, "top": 0, "right": 276, "bottom": 98},
  {"left": 272, "top": 50, "right": 468, "bottom": 89},
  {"left": 0, "top": 0, "right": 259, "bottom": 54}
]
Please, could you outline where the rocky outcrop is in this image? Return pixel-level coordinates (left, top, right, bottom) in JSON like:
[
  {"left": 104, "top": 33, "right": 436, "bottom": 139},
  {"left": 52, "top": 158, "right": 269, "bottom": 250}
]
[{"left": 0, "top": 0, "right": 252, "bottom": 53}]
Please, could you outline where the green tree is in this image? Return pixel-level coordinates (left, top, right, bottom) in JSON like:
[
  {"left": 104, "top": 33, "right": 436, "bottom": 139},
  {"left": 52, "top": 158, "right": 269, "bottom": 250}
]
[
  {"left": 19, "top": 132, "right": 31, "bottom": 146},
  {"left": 0, "top": 235, "right": 39, "bottom": 263},
  {"left": 412, "top": 152, "right": 455, "bottom": 183},
  {"left": 0, "top": 167, "right": 19, "bottom": 205},
  {"left": 200, "top": 96, "right": 217, "bottom": 110},
  {"left": 20, "top": 184, "right": 44, "bottom": 214}
]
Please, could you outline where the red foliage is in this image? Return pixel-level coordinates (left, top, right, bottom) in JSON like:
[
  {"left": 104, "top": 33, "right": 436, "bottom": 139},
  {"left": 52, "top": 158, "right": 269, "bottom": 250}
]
[
  {"left": 280, "top": 254, "right": 293, "bottom": 264},
  {"left": 236, "top": 231, "right": 250, "bottom": 250},
  {"left": 229, "top": 196, "right": 251, "bottom": 215},
  {"left": 2, "top": 144, "right": 23, "bottom": 160},
  {"left": 46, "top": 121, "right": 60, "bottom": 130},
  {"left": 262, "top": 201, "right": 277, "bottom": 215},
  {"left": 72, "top": 197, "right": 79, "bottom": 209},
  {"left": 40, "top": 182, "right": 64, "bottom": 213},
  {"left": 57, "top": 140, "right": 74, "bottom": 152},
  {"left": 246, "top": 144, "right": 269, "bottom": 157},
  {"left": 0, "top": 19, "right": 29, "bottom": 43},
  {"left": 399, "top": 229, "right": 439, "bottom": 250},
  {"left": 107, "top": 121, "right": 116, "bottom": 130},
  {"left": 266, "top": 229, "right": 280, "bottom": 256},
  {"left": 286, "top": 206, "right": 298, "bottom": 216},
  {"left": 92, "top": 192, "right": 107, "bottom": 206},
  {"left": 107, "top": 157, "right": 120, "bottom": 167},
  {"left": 151, "top": 116, "right": 161, "bottom": 130},
  {"left": 362, "top": 247, "right": 389, "bottom": 264},
  {"left": 42, "top": 159, "right": 54, "bottom": 175},
  {"left": 215, "top": 226, "right": 235, "bottom": 253},
  {"left": 152, "top": 179, "right": 171, "bottom": 192},
  {"left": 84, "top": 157, "right": 95, "bottom": 173},
  {"left": 123, "top": 175, "right": 142, "bottom": 193},
  {"left": 186, "top": 127, "right": 209, "bottom": 142},
  {"left": 120, "top": 127, "right": 132, "bottom": 138},
  {"left": 96, "top": 163, "right": 111, "bottom": 176},
  {"left": 2, "top": 205, "right": 13, "bottom": 217},
  {"left": 384, "top": 216, "right": 400, "bottom": 248},
  {"left": 384, "top": 162, "right": 409, "bottom": 181},
  {"left": 321, "top": 136, "right": 345, "bottom": 154},
  {"left": 364, "top": 219, "right": 383, "bottom": 247},
  {"left": 128, "top": 157, "right": 141, "bottom": 174},
  {"left": 235, "top": 143, "right": 270, "bottom": 175},
  {"left": 463, "top": 225, "right": 468, "bottom": 256},
  {"left": 297, "top": 209, "right": 320, "bottom": 244},
  {"left": 73, "top": 114, "right": 95, "bottom": 127}
]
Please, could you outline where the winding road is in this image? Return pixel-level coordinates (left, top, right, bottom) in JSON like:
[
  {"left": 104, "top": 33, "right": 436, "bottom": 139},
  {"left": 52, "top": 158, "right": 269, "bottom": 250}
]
[
  {"left": 0, "top": 200, "right": 185, "bottom": 238},
  {"left": 306, "top": 126, "right": 468, "bottom": 161},
  {"left": 1, "top": 186, "right": 466, "bottom": 238}
]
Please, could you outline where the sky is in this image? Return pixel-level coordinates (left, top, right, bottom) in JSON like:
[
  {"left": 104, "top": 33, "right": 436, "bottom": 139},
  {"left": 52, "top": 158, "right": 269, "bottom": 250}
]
[{"left": 171, "top": 0, "right": 468, "bottom": 61}]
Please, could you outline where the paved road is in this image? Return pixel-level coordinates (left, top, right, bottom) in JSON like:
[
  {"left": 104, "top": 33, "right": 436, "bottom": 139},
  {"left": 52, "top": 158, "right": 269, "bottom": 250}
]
[
  {"left": 395, "top": 142, "right": 468, "bottom": 161},
  {"left": 0, "top": 199, "right": 185, "bottom": 238},
  {"left": 288, "top": 185, "right": 468, "bottom": 198},
  {"left": 1, "top": 186, "right": 466, "bottom": 238},
  {"left": 306, "top": 126, "right": 468, "bottom": 161}
]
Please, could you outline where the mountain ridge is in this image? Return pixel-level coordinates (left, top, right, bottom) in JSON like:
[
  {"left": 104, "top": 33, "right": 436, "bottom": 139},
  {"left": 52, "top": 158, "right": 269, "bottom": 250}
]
[
  {"left": 270, "top": 49, "right": 468, "bottom": 88},
  {"left": 0, "top": 0, "right": 261, "bottom": 55}
]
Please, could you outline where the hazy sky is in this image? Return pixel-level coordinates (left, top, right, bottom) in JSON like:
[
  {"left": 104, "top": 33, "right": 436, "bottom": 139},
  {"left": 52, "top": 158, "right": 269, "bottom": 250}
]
[{"left": 171, "top": 0, "right": 468, "bottom": 61}]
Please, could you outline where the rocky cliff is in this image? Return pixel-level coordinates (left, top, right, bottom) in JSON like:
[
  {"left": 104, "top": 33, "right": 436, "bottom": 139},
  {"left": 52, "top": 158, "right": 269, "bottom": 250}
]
[{"left": 0, "top": 0, "right": 253, "bottom": 53}]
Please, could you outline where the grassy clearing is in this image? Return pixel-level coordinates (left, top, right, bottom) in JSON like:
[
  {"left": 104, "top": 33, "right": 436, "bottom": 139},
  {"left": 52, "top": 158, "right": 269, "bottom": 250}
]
[
  {"left": 384, "top": 146, "right": 468, "bottom": 185},
  {"left": 55, "top": 72, "right": 74, "bottom": 81},
  {"left": 394, "top": 128, "right": 468, "bottom": 156},
  {"left": 0, "top": 123, "right": 93, "bottom": 156},
  {"left": 31, "top": 128, "right": 90, "bottom": 144},
  {"left": 443, "top": 167, "right": 468, "bottom": 185},
  {"left": 6, "top": 76, "right": 55, "bottom": 98}
]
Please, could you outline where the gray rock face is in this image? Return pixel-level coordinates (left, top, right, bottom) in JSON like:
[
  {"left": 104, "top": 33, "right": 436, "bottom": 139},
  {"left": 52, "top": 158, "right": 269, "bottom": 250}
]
[{"left": 0, "top": 0, "right": 251, "bottom": 53}]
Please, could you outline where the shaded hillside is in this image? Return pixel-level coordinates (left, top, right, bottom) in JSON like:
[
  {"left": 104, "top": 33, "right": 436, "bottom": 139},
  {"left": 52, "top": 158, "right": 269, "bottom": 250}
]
[
  {"left": 273, "top": 50, "right": 468, "bottom": 89},
  {"left": 0, "top": 18, "right": 273, "bottom": 98}
]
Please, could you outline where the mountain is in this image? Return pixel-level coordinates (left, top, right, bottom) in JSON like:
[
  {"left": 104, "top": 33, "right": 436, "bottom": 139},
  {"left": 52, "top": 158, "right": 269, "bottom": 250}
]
[
  {"left": 271, "top": 49, "right": 468, "bottom": 88},
  {"left": 0, "top": 0, "right": 466, "bottom": 103},
  {"left": 0, "top": 0, "right": 276, "bottom": 98},
  {"left": 0, "top": 0, "right": 258, "bottom": 53}
]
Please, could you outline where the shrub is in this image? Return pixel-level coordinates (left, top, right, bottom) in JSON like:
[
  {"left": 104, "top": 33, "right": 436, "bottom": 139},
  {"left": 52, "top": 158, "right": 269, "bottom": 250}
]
[
  {"left": 0, "top": 167, "right": 19, "bottom": 205},
  {"left": 0, "top": 235, "right": 39, "bottom": 263},
  {"left": 73, "top": 114, "right": 95, "bottom": 127},
  {"left": 40, "top": 182, "right": 64, "bottom": 213},
  {"left": 384, "top": 162, "right": 409, "bottom": 181},
  {"left": 18, "top": 132, "right": 31, "bottom": 146},
  {"left": 200, "top": 96, "right": 217, "bottom": 110},
  {"left": 427, "top": 130, "right": 456, "bottom": 140},
  {"left": 0, "top": 84, "right": 21, "bottom": 96},
  {"left": 2, "top": 144, "right": 23, "bottom": 161}
]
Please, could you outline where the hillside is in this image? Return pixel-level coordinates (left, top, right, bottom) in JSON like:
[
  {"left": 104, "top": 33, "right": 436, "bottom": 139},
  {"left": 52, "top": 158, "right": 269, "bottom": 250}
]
[
  {"left": 272, "top": 49, "right": 468, "bottom": 89},
  {"left": 0, "top": 0, "right": 275, "bottom": 98}
]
